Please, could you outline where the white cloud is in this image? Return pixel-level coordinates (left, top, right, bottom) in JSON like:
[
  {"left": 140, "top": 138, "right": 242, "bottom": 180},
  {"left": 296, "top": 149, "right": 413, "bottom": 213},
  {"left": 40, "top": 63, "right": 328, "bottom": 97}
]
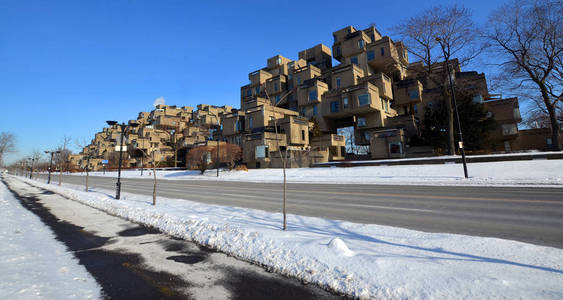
[{"left": 153, "top": 97, "right": 165, "bottom": 107}]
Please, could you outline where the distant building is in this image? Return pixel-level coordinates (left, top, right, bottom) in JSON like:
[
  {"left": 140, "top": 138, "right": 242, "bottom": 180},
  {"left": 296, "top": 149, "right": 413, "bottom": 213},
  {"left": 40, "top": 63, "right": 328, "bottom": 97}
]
[{"left": 71, "top": 25, "right": 558, "bottom": 171}]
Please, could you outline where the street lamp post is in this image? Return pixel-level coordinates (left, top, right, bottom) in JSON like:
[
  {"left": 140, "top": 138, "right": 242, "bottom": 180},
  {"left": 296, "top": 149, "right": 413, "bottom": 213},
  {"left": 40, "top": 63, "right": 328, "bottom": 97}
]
[
  {"left": 216, "top": 119, "right": 220, "bottom": 177},
  {"left": 106, "top": 121, "right": 138, "bottom": 199},
  {"left": 28, "top": 157, "right": 35, "bottom": 179},
  {"left": 44, "top": 150, "right": 60, "bottom": 184},
  {"left": 436, "top": 37, "right": 469, "bottom": 179}
]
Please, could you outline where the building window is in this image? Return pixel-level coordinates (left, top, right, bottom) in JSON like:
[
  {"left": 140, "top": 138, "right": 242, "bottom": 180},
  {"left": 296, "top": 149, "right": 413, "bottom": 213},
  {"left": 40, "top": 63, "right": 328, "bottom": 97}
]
[
  {"left": 513, "top": 107, "right": 521, "bottom": 119},
  {"left": 275, "top": 95, "right": 281, "bottom": 103},
  {"left": 358, "top": 39, "right": 365, "bottom": 48},
  {"left": 358, "top": 94, "right": 370, "bottom": 106},
  {"left": 414, "top": 104, "right": 418, "bottom": 113},
  {"left": 274, "top": 83, "right": 278, "bottom": 92},
  {"left": 301, "top": 130, "right": 305, "bottom": 140},
  {"left": 277, "top": 57, "right": 282, "bottom": 65},
  {"left": 502, "top": 123, "right": 518, "bottom": 136},
  {"left": 246, "top": 89, "right": 251, "bottom": 97},
  {"left": 380, "top": 98, "right": 389, "bottom": 112},
  {"left": 367, "top": 50, "right": 375, "bottom": 61},
  {"left": 472, "top": 95, "right": 483, "bottom": 103},
  {"left": 309, "top": 90, "right": 318, "bottom": 101},
  {"left": 343, "top": 97, "right": 349, "bottom": 109},
  {"left": 330, "top": 101, "right": 340, "bottom": 113},
  {"left": 336, "top": 46, "right": 341, "bottom": 57},
  {"left": 369, "top": 33, "right": 375, "bottom": 41},
  {"left": 380, "top": 47, "right": 385, "bottom": 56},
  {"left": 255, "top": 87, "right": 260, "bottom": 94},
  {"left": 363, "top": 131, "right": 371, "bottom": 141},
  {"left": 248, "top": 117, "right": 253, "bottom": 129},
  {"left": 357, "top": 117, "right": 367, "bottom": 127},
  {"left": 547, "top": 138, "right": 553, "bottom": 146},
  {"left": 389, "top": 142, "right": 403, "bottom": 154},
  {"left": 313, "top": 105, "right": 318, "bottom": 116},
  {"left": 297, "top": 76, "right": 301, "bottom": 84},
  {"left": 300, "top": 108, "right": 306, "bottom": 116},
  {"left": 504, "top": 141, "right": 511, "bottom": 152},
  {"left": 408, "top": 90, "right": 419, "bottom": 99},
  {"left": 351, "top": 56, "right": 358, "bottom": 65},
  {"left": 336, "top": 77, "right": 341, "bottom": 89},
  {"left": 333, "top": 34, "right": 337, "bottom": 42}
]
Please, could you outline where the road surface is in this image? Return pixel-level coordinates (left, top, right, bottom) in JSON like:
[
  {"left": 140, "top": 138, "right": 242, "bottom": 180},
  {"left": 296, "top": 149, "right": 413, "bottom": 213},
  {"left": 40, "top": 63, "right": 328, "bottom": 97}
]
[{"left": 34, "top": 173, "right": 563, "bottom": 249}]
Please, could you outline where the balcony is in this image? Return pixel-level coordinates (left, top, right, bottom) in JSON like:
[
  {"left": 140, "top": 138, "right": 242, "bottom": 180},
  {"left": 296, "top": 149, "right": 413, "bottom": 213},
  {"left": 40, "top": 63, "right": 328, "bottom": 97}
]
[
  {"left": 366, "top": 37, "right": 407, "bottom": 74},
  {"left": 249, "top": 69, "right": 273, "bottom": 86},
  {"left": 311, "top": 134, "right": 346, "bottom": 148},
  {"left": 322, "top": 82, "right": 382, "bottom": 118},
  {"left": 154, "top": 115, "right": 180, "bottom": 129},
  {"left": 393, "top": 78, "right": 423, "bottom": 106}
]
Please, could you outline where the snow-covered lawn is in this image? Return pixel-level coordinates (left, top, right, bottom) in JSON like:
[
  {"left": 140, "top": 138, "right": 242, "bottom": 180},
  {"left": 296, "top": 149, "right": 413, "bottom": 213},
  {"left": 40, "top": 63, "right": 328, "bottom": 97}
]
[
  {"left": 71, "top": 159, "right": 563, "bottom": 187},
  {"left": 0, "top": 178, "right": 101, "bottom": 299},
  {"left": 14, "top": 175, "right": 563, "bottom": 299}
]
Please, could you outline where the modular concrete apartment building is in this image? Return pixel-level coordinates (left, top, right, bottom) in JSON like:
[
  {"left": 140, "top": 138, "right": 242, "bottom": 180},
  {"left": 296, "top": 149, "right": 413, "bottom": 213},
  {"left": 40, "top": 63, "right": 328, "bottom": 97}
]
[{"left": 71, "top": 25, "right": 558, "bottom": 171}]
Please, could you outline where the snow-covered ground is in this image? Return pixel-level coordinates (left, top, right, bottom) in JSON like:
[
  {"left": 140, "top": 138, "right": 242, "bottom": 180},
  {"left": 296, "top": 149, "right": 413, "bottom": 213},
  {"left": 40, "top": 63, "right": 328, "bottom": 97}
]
[
  {"left": 13, "top": 175, "right": 563, "bottom": 299},
  {"left": 0, "top": 177, "right": 101, "bottom": 299},
  {"left": 70, "top": 159, "right": 563, "bottom": 187}
]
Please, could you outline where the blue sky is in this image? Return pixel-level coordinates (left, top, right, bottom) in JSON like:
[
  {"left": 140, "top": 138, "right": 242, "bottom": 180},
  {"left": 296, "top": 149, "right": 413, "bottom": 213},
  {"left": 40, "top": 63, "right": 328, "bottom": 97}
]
[{"left": 0, "top": 0, "right": 509, "bottom": 164}]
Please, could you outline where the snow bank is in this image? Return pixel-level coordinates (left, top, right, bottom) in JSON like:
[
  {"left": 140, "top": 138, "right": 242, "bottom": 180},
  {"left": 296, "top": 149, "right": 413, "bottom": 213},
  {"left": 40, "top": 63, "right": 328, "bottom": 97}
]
[
  {"left": 67, "top": 159, "right": 563, "bottom": 187},
  {"left": 0, "top": 178, "right": 101, "bottom": 299},
  {"left": 15, "top": 175, "right": 563, "bottom": 299}
]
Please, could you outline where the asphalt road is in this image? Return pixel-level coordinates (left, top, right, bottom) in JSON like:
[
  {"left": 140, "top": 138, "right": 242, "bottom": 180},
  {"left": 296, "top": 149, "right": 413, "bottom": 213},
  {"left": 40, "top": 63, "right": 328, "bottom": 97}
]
[{"left": 34, "top": 173, "right": 563, "bottom": 249}]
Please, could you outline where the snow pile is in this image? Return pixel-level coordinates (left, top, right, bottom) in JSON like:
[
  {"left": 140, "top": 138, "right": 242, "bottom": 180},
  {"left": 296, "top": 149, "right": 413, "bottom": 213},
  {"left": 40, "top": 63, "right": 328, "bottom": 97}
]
[
  {"left": 0, "top": 178, "right": 101, "bottom": 299},
  {"left": 15, "top": 175, "right": 563, "bottom": 299},
  {"left": 328, "top": 238, "right": 355, "bottom": 257},
  {"left": 68, "top": 159, "right": 563, "bottom": 187}
]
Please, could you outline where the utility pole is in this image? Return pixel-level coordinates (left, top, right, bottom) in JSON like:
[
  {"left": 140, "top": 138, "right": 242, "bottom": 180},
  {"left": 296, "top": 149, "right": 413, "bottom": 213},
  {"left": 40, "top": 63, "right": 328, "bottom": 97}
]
[{"left": 436, "top": 37, "right": 469, "bottom": 179}]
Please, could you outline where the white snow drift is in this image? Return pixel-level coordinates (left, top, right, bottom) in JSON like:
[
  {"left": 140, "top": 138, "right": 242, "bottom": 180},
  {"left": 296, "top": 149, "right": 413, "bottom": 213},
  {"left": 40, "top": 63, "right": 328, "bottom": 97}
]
[
  {"left": 14, "top": 175, "right": 563, "bottom": 299},
  {"left": 69, "top": 159, "right": 563, "bottom": 187},
  {"left": 0, "top": 178, "right": 101, "bottom": 299}
]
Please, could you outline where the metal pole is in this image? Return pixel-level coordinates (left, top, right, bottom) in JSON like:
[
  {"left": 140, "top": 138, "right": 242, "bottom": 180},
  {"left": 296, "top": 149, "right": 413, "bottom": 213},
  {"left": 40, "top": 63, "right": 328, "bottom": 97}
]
[
  {"left": 174, "top": 128, "right": 178, "bottom": 168},
  {"left": 440, "top": 42, "right": 468, "bottom": 179},
  {"left": 47, "top": 152, "right": 54, "bottom": 184},
  {"left": 29, "top": 158, "right": 34, "bottom": 179},
  {"left": 216, "top": 139, "right": 219, "bottom": 177},
  {"left": 116, "top": 124, "right": 125, "bottom": 199},
  {"left": 140, "top": 155, "right": 143, "bottom": 176}
]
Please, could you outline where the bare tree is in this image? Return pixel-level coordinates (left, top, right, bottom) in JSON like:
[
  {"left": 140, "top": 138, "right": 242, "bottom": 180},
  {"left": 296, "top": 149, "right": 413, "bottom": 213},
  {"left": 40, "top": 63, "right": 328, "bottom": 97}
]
[
  {"left": 393, "top": 5, "right": 481, "bottom": 154},
  {"left": 28, "top": 150, "right": 43, "bottom": 179},
  {"left": 138, "top": 149, "right": 161, "bottom": 205},
  {"left": 0, "top": 132, "right": 16, "bottom": 167},
  {"left": 264, "top": 86, "right": 296, "bottom": 231},
  {"left": 187, "top": 146, "right": 213, "bottom": 174},
  {"left": 75, "top": 139, "right": 96, "bottom": 192},
  {"left": 485, "top": 0, "right": 562, "bottom": 150},
  {"left": 55, "top": 136, "right": 72, "bottom": 185},
  {"left": 211, "top": 143, "right": 242, "bottom": 171}
]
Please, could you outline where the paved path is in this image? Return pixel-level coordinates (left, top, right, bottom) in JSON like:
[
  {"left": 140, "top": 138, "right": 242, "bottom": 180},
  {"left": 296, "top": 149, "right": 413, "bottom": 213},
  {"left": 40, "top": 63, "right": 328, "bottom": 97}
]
[
  {"left": 34, "top": 174, "right": 563, "bottom": 248},
  {"left": 4, "top": 177, "right": 341, "bottom": 299}
]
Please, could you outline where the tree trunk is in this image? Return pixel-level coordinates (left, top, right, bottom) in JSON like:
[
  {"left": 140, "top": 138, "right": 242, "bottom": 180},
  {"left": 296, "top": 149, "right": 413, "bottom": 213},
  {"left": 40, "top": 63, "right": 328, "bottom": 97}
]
[
  {"left": 282, "top": 155, "right": 287, "bottom": 231},
  {"left": 58, "top": 163, "right": 62, "bottom": 186},
  {"left": 445, "top": 91, "right": 455, "bottom": 155},
  {"left": 547, "top": 104, "right": 562, "bottom": 151},
  {"left": 152, "top": 163, "right": 157, "bottom": 205},
  {"left": 85, "top": 169, "right": 89, "bottom": 192}
]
